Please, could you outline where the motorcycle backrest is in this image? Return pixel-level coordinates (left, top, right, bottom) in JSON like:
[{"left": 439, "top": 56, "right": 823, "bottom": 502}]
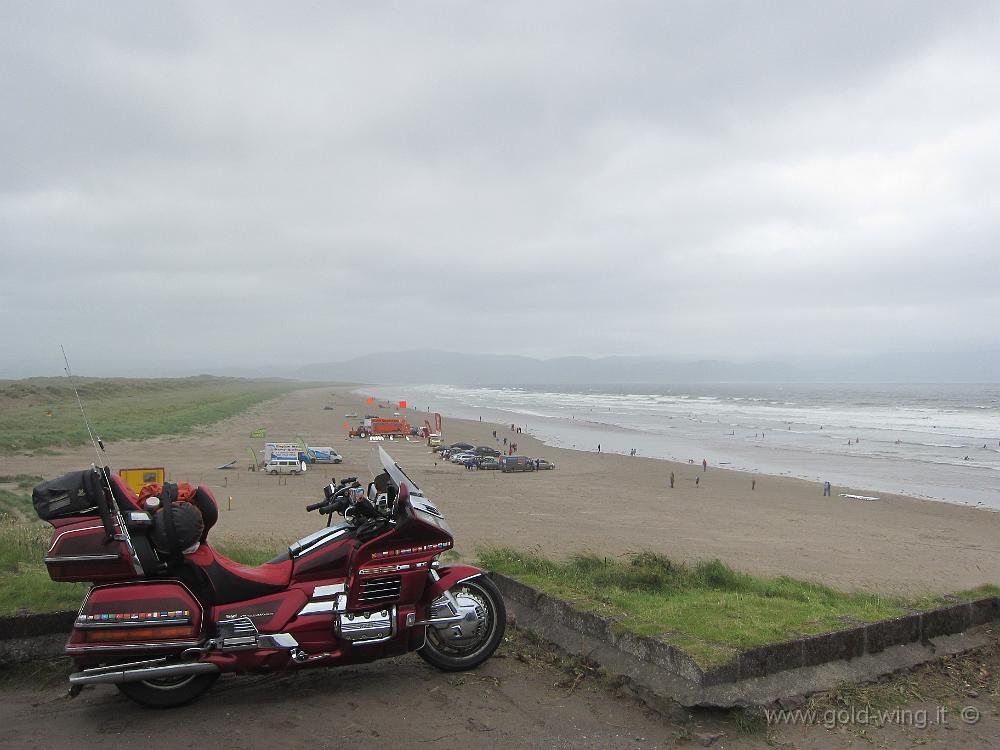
[
  {"left": 106, "top": 473, "right": 143, "bottom": 512},
  {"left": 192, "top": 486, "right": 218, "bottom": 542}
]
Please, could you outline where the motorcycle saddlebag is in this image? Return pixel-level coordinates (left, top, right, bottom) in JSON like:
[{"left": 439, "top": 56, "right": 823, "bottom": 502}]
[
  {"left": 32, "top": 469, "right": 104, "bottom": 521},
  {"left": 67, "top": 581, "right": 203, "bottom": 656}
]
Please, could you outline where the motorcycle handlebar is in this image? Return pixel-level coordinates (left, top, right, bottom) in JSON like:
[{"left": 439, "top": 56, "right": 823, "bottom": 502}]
[{"left": 307, "top": 482, "right": 385, "bottom": 519}]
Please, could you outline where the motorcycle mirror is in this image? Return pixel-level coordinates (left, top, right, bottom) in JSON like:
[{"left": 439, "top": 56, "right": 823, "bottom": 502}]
[{"left": 323, "top": 483, "right": 335, "bottom": 500}]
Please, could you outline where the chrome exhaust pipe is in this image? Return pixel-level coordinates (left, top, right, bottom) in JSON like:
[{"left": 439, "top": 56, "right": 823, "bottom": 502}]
[{"left": 69, "top": 661, "right": 220, "bottom": 686}]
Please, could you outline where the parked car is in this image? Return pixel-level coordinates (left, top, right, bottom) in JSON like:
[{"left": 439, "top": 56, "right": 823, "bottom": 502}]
[
  {"left": 499, "top": 456, "right": 535, "bottom": 473},
  {"left": 534, "top": 459, "right": 555, "bottom": 470},
  {"left": 476, "top": 456, "right": 500, "bottom": 470},
  {"left": 450, "top": 452, "right": 477, "bottom": 464},
  {"left": 428, "top": 434, "right": 443, "bottom": 447},
  {"left": 473, "top": 446, "right": 501, "bottom": 457},
  {"left": 265, "top": 458, "right": 304, "bottom": 475},
  {"left": 449, "top": 442, "right": 475, "bottom": 452}
]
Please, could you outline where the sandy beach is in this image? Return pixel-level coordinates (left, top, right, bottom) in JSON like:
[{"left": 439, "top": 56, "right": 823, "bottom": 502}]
[{"left": 4, "top": 385, "right": 999, "bottom": 595}]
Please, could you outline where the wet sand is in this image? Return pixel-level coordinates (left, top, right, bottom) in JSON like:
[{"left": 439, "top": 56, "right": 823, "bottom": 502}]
[{"left": 3, "top": 385, "right": 999, "bottom": 595}]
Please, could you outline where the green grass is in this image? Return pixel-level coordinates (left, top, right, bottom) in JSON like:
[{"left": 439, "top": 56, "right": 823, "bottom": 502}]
[
  {"left": 0, "top": 514, "right": 90, "bottom": 615},
  {"left": 479, "top": 547, "right": 1000, "bottom": 667},
  {"left": 0, "top": 376, "right": 306, "bottom": 455},
  {"left": 0, "top": 475, "right": 44, "bottom": 520},
  {"left": 0, "top": 488, "right": 35, "bottom": 518},
  {"left": 0, "top": 474, "right": 44, "bottom": 489}
]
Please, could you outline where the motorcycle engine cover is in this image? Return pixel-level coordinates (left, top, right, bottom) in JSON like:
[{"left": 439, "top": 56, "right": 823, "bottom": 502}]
[{"left": 336, "top": 607, "right": 395, "bottom": 643}]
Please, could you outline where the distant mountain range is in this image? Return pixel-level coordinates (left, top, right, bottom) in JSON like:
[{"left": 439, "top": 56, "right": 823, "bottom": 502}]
[{"left": 275, "top": 348, "right": 1000, "bottom": 385}]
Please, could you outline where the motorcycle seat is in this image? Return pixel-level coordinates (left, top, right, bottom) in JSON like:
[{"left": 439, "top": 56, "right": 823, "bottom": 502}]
[{"left": 185, "top": 544, "right": 292, "bottom": 605}]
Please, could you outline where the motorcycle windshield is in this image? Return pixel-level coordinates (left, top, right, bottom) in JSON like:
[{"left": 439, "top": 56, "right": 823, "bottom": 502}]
[
  {"left": 373, "top": 447, "right": 448, "bottom": 522},
  {"left": 374, "top": 446, "right": 423, "bottom": 496}
]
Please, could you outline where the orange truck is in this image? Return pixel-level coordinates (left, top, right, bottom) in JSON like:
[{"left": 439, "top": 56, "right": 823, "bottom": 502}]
[{"left": 349, "top": 417, "right": 411, "bottom": 438}]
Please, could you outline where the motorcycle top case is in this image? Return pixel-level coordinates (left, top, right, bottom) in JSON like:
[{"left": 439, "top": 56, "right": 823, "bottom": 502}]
[
  {"left": 32, "top": 469, "right": 104, "bottom": 521},
  {"left": 45, "top": 516, "right": 140, "bottom": 582}
]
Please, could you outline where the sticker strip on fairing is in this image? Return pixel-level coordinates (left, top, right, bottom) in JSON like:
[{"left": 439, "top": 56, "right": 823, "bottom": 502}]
[
  {"left": 359, "top": 561, "right": 429, "bottom": 575},
  {"left": 77, "top": 610, "right": 190, "bottom": 623},
  {"left": 371, "top": 542, "right": 450, "bottom": 559}
]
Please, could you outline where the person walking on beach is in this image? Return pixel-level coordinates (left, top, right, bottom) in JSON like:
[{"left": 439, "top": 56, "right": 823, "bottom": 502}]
[
  {"left": 597, "top": 443, "right": 601, "bottom": 453},
  {"left": 702, "top": 458, "right": 707, "bottom": 472},
  {"left": 669, "top": 471, "right": 675, "bottom": 489},
  {"left": 751, "top": 478, "right": 756, "bottom": 491},
  {"left": 823, "top": 481, "right": 831, "bottom": 496},
  {"left": 695, "top": 476, "right": 700, "bottom": 488}
]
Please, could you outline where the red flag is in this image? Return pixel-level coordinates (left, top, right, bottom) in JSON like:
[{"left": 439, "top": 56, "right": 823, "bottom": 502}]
[
  {"left": 434, "top": 413, "right": 442, "bottom": 433},
  {"left": 367, "top": 396, "right": 374, "bottom": 405},
  {"left": 399, "top": 400, "right": 407, "bottom": 410}
]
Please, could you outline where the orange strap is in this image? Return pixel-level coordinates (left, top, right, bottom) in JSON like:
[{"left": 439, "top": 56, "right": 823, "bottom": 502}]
[{"left": 137, "top": 481, "right": 197, "bottom": 506}]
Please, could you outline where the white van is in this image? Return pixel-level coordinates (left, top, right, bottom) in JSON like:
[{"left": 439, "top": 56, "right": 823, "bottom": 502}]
[
  {"left": 309, "top": 447, "right": 343, "bottom": 464},
  {"left": 265, "top": 458, "right": 305, "bottom": 475}
]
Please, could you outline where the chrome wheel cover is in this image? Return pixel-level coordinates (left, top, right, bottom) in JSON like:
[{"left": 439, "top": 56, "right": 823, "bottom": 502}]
[{"left": 425, "top": 581, "right": 496, "bottom": 658}]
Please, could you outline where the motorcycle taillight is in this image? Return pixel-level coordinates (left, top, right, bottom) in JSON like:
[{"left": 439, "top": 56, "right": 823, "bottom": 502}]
[{"left": 84, "top": 625, "right": 197, "bottom": 642}]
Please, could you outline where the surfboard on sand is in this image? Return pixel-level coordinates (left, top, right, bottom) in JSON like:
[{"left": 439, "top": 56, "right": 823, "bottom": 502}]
[
  {"left": 216, "top": 459, "right": 239, "bottom": 470},
  {"left": 839, "top": 493, "right": 879, "bottom": 501}
]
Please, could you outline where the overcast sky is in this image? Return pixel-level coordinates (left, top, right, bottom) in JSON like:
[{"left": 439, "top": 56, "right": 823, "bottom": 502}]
[{"left": 2, "top": 1, "right": 999, "bottom": 377}]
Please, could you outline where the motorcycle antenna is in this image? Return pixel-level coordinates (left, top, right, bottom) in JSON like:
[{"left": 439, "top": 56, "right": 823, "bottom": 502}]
[
  {"left": 60, "top": 347, "right": 138, "bottom": 560},
  {"left": 60, "top": 344, "right": 112, "bottom": 476}
]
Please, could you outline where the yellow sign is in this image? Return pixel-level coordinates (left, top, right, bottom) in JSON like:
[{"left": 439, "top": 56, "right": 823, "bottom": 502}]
[{"left": 118, "top": 467, "right": 166, "bottom": 495}]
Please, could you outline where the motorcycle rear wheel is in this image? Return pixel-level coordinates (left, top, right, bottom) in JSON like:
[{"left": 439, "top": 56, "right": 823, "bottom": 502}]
[
  {"left": 418, "top": 576, "right": 506, "bottom": 672},
  {"left": 116, "top": 672, "right": 218, "bottom": 708}
]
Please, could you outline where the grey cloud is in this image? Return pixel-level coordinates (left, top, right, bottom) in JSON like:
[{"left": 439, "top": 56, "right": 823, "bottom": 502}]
[{"left": 1, "top": 1, "right": 999, "bottom": 377}]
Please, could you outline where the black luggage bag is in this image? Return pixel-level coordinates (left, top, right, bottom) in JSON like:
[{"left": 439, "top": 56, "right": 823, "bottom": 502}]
[{"left": 32, "top": 468, "right": 104, "bottom": 521}]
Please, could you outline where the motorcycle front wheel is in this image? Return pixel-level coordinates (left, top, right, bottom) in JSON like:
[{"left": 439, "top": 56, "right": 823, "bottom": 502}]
[
  {"left": 418, "top": 576, "right": 506, "bottom": 672},
  {"left": 116, "top": 671, "right": 218, "bottom": 709}
]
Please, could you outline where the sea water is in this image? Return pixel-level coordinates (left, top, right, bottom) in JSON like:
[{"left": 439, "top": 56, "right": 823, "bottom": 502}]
[{"left": 365, "top": 383, "right": 1000, "bottom": 509}]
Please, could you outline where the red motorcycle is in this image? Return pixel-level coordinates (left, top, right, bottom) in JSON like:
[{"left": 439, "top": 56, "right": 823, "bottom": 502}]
[{"left": 35, "top": 447, "right": 506, "bottom": 708}]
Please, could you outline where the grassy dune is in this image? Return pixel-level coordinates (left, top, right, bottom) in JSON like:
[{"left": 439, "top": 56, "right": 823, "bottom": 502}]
[
  {"left": 0, "top": 376, "right": 303, "bottom": 455},
  {"left": 480, "top": 546, "right": 1000, "bottom": 667}
]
